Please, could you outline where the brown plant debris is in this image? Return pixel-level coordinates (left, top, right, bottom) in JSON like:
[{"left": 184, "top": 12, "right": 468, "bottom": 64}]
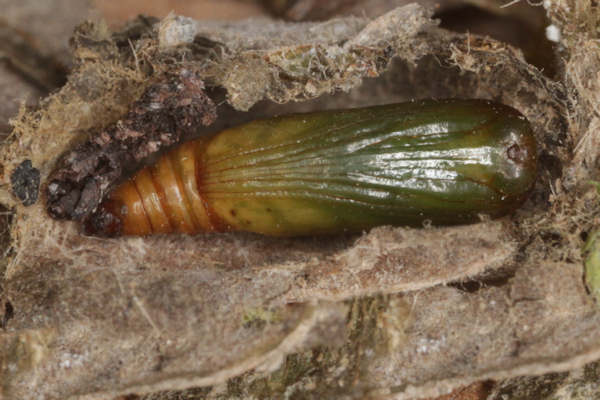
[
  {"left": 9, "top": 159, "right": 40, "bottom": 206},
  {"left": 46, "top": 69, "right": 216, "bottom": 221}
]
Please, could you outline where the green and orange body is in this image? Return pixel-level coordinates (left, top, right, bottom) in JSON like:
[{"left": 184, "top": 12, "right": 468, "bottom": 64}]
[{"left": 90, "top": 99, "right": 537, "bottom": 236}]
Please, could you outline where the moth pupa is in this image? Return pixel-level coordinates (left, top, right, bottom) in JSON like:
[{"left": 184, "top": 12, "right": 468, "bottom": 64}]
[{"left": 87, "top": 99, "right": 537, "bottom": 237}]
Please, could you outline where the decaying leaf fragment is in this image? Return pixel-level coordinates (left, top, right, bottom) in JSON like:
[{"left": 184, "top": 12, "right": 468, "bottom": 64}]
[{"left": 0, "top": 2, "right": 599, "bottom": 399}]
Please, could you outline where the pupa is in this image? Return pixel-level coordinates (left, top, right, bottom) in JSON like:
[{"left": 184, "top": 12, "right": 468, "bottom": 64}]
[{"left": 86, "top": 99, "right": 537, "bottom": 237}]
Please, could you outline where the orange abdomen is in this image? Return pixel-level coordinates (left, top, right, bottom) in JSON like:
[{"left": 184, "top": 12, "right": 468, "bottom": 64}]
[{"left": 99, "top": 139, "right": 215, "bottom": 235}]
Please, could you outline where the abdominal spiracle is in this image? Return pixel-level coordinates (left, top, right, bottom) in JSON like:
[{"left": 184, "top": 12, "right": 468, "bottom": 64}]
[{"left": 87, "top": 99, "right": 538, "bottom": 237}]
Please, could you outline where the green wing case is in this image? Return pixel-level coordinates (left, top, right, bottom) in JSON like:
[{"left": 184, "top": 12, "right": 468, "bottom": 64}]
[{"left": 201, "top": 99, "right": 537, "bottom": 236}]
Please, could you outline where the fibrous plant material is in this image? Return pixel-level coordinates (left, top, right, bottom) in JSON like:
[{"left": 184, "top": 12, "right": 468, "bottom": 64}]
[{"left": 0, "top": 2, "right": 599, "bottom": 399}]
